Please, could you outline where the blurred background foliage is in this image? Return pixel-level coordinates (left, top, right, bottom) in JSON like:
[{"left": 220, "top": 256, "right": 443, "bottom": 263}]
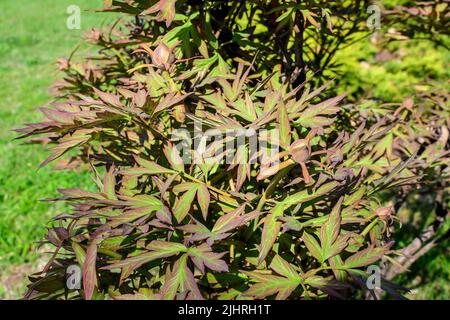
[
  {"left": 0, "top": 0, "right": 448, "bottom": 299},
  {"left": 335, "top": 40, "right": 449, "bottom": 102}
]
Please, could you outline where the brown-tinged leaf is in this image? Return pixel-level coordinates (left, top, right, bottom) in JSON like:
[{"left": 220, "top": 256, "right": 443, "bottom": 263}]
[
  {"left": 270, "top": 255, "right": 300, "bottom": 280},
  {"left": 130, "top": 156, "right": 177, "bottom": 175},
  {"left": 302, "top": 232, "right": 323, "bottom": 262},
  {"left": 197, "top": 184, "right": 210, "bottom": 220},
  {"left": 188, "top": 243, "right": 228, "bottom": 273},
  {"left": 284, "top": 181, "right": 339, "bottom": 206},
  {"left": 344, "top": 246, "right": 390, "bottom": 269},
  {"left": 242, "top": 271, "right": 300, "bottom": 300},
  {"left": 93, "top": 88, "right": 123, "bottom": 108},
  {"left": 163, "top": 142, "right": 185, "bottom": 172},
  {"left": 103, "top": 240, "right": 186, "bottom": 272},
  {"left": 212, "top": 204, "right": 247, "bottom": 234},
  {"left": 142, "top": 0, "right": 177, "bottom": 27},
  {"left": 320, "top": 197, "right": 344, "bottom": 251},
  {"left": 161, "top": 254, "right": 203, "bottom": 300},
  {"left": 83, "top": 240, "right": 98, "bottom": 300},
  {"left": 103, "top": 165, "right": 117, "bottom": 200}
]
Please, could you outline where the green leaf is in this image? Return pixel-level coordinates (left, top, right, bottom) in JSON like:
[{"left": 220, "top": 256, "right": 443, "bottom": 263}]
[
  {"left": 147, "top": 240, "right": 188, "bottom": 254},
  {"left": 83, "top": 240, "right": 98, "bottom": 300},
  {"left": 372, "top": 132, "right": 393, "bottom": 159},
  {"left": 275, "top": 7, "right": 295, "bottom": 23},
  {"left": 173, "top": 182, "right": 197, "bottom": 193},
  {"left": 109, "top": 209, "right": 156, "bottom": 227},
  {"left": 284, "top": 181, "right": 339, "bottom": 206},
  {"left": 124, "top": 194, "right": 163, "bottom": 208},
  {"left": 103, "top": 165, "right": 117, "bottom": 200},
  {"left": 269, "top": 255, "right": 300, "bottom": 280},
  {"left": 188, "top": 244, "right": 228, "bottom": 273},
  {"left": 344, "top": 246, "right": 389, "bottom": 269},
  {"left": 242, "top": 271, "right": 300, "bottom": 300},
  {"left": 122, "top": 156, "right": 177, "bottom": 175},
  {"left": 344, "top": 187, "right": 366, "bottom": 206},
  {"left": 197, "top": 184, "right": 210, "bottom": 220},
  {"left": 212, "top": 204, "right": 247, "bottom": 233},
  {"left": 329, "top": 255, "right": 347, "bottom": 281},
  {"left": 72, "top": 242, "right": 86, "bottom": 266},
  {"left": 218, "top": 78, "right": 237, "bottom": 102},
  {"left": 103, "top": 241, "right": 186, "bottom": 272},
  {"left": 161, "top": 254, "right": 203, "bottom": 300},
  {"left": 320, "top": 197, "right": 343, "bottom": 256},
  {"left": 110, "top": 252, "right": 165, "bottom": 270},
  {"left": 258, "top": 204, "right": 285, "bottom": 264},
  {"left": 302, "top": 232, "right": 323, "bottom": 262},
  {"left": 294, "top": 93, "right": 344, "bottom": 128},
  {"left": 94, "top": 88, "right": 123, "bottom": 108},
  {"left": 173, "top": 187, "right": 198, "bottom": 222},
  {"left": 327, "top": 234, "right": 350, "bottom": 260},
  {"left": 58, "top": 188, "right": 104, "bottom": 200},
  {"left": 372, "top": 150, "right": 417, "bottom": 192},
  {"left": 164, "top": 142, "right": 185, "bottom": 172}
]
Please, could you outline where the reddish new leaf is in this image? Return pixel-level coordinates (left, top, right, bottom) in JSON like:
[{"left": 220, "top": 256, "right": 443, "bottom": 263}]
[{"left": 83, "top": 240, "right": 98, "bottom": 300}]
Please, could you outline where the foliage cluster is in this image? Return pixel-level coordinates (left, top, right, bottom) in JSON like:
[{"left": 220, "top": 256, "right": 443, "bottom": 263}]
[{"left": 18, "top": 0, "right": 449, "bottom": 299}]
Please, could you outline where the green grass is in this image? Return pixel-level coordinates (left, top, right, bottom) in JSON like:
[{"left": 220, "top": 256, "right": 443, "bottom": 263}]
[
  {"left": 0, "top": 0, "right": 116, "bottom": 298},
  {"left": 401, "top": 240, "right": 450, "bottom": 300}
]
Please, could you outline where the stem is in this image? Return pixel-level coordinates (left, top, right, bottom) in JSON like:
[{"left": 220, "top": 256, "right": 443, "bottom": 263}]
[
  {"left": 361, "top": 218, "right": 379, "bottom": 237},
  {"left": 181, "top": 171, "right": 233, "bottom": 199},
  {"left": 244, "top": 163, "right": 296, "bottom": 240}
]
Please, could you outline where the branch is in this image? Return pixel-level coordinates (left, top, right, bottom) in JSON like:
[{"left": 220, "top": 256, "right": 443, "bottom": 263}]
[
  {"left": 291, "top": 10, "right": 306, "bottom": 92},
  {"left": 384, "top": 219, "right": 444, "bottom": 281}
]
